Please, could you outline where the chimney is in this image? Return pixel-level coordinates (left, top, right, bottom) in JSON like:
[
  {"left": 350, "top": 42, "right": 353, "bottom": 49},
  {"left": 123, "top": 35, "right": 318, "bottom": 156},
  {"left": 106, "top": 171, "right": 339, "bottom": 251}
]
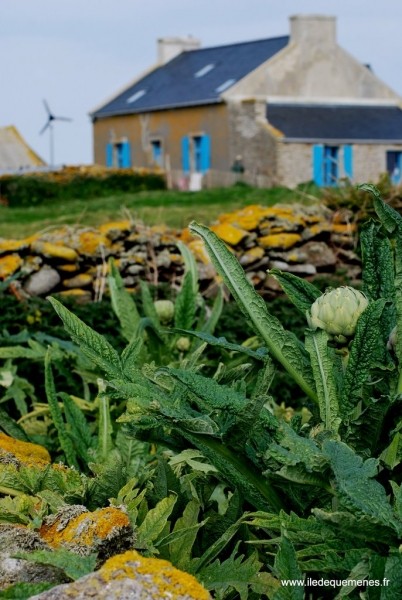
[
  {"left": 290, "top": 14, "right": 336, "bottom": 48},
  {"left": 157, "top": 36, "right": 201, "bottom": 65}
]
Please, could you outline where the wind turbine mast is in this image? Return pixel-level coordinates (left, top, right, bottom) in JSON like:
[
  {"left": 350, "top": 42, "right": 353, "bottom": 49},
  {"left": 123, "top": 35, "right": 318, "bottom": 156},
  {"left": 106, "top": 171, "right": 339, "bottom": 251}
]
[{"left": 39, "top": 100, "right": 72, "bottom": 168}]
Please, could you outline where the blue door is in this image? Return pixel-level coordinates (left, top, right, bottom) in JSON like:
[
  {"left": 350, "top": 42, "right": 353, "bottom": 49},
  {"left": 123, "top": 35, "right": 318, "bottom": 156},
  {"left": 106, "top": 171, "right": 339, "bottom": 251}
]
[{"left": 324, "top": 146, "right": 339, "bottom": 185}]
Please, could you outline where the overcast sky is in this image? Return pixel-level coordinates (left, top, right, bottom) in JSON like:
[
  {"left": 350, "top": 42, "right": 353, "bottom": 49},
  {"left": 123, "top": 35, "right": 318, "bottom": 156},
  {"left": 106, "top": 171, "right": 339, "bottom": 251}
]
[{"left": 2, "top": 0, "right": 402, "bottom": 166}]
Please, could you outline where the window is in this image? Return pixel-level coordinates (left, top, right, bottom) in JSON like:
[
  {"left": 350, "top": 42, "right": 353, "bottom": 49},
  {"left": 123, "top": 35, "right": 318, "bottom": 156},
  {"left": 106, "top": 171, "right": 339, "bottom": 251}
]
[
  {"left": 386, "top": 151, "right": 402, "bottom": 184},
  {"left": 215, "top": 79, "right": 236, "bottom": 93},
  {"left": 194, "top": 64, "right": 215, "bottom": 78},
  {"left": 313, "top": 144, "right": 340, "bottom": 186},
  {"left": 126, "top": 89, "right": 146, "bottom": 104},
  {"left": 151, "top": 139, "right": 163, "bottom": 167},
  {"left": 181, "top": 134, "right": 210, "bottom": 174},
  {"left": 106, "top": 140, "right": 131, "bottom": 168}
]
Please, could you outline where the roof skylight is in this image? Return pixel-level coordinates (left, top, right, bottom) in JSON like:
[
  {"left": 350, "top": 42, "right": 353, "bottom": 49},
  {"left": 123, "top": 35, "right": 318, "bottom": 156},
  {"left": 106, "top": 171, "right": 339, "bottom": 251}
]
[
  {"left": 194, "top": 64, "right": 215, "bottom": 78},
  {"left": 127, "top": 89, "right": 146, "bottom": 104},
  {"left": 215, "top": 79, "right": 236, "bottom": 93}
]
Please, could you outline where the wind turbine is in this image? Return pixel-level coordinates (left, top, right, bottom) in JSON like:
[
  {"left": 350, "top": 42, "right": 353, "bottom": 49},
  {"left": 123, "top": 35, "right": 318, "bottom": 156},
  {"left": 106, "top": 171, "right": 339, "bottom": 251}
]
[{"left": 39, "top": 99, "right": 72, "bottom": 168}]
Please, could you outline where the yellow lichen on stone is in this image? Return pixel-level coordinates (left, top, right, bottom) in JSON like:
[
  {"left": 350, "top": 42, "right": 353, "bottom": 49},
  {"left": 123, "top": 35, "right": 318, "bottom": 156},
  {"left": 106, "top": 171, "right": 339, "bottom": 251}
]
[
  {"left": 239, "top": 246, "right": 265, "bottom": 265},
  {"left": 62, "top": 273, "right": 93, "bottom": 288},
  {"left": 0, "top": 432, "right": 50, "bottom": 467},
  {"left": 0, "top": 235, "right": 37, "bottom": 255},
  {"left": 98, "top": 221, "right": 132, "bottom": 235},
  {"left": 100, "top": 550, "right": 211, "bottom": 599},
  {"left": 40, "top": 507, "right": 131, "bottom": 549},
  {"left": 258, "top": 233, "right": 302, "bottom": 249},
  {"left": 211, "top": 222, "right": 248, "bottom": 246},
  {"left": 0, "top": 254, "right": 23, "bottom": 279},
  {"left": 57, "top": 264, "right": 79, "bottom": 272},
  {"left": 331, "top": 222, "right": 357, "bottom": 234},
  {"left": 31, "top": 241, "right": 78, "bottom": 262},
  {"left": 76, "top": 231, "right": 111, "bottom": 254},
  {"left": 187, "top": 239, "right": 211, "bottom": 265}
]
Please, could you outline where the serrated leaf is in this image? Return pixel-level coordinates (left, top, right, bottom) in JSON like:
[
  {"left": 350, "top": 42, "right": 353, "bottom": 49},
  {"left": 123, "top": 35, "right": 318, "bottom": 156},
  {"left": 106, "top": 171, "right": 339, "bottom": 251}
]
[
  {"left": 0, "top": 406, "right": 30, "bottom": 441},
  {"left": 360, "top": 221, "right": 395, "bottom": 303},
  {"left": 0, "top": 582, "right": 54, "bottom": 599},
  {"left": 341, "top": 300, "right": 387, "bottom": 417},
  {"left": 174, "top": 271, "right": 197, "bottom": 330},
  {"left": 201, "top": 285, "right": 223, "bottom": 336},
  {"left": 44, "top": 350, "right": 78, "bottom": 468},
  {"left": 136, "top": 495, "right": 177, "bottom": 549},
  {"left": 199, "top": 548, "right": 262, "bottom": 600},
  {"left": 305, "top": 329, "right": 340, "bottom": 433},
  {"left": 48, "top": 297, "right": 122, "bottom": 379},
  {"left": 381, "top": 552, "right": 402, "bottom": 599},
  {"left": 140, "top": 281, "right": 160, "bottom": 329},
  {"left": 108, "top": 257, "right": 140, "bottom": 342},
  {"left": 360, "top": 184, "right": 402, "bottom": 233},
  {"left": 189, "top": 222, "right": 317, "bottom": 403},
  {"left": 172, "top": 329, "right": 268, "bottom": 360},
  {"left": 96, "top": 392, "right": 114, "bottom": 462},
  {"left": 323, "top": 440, "right": 402, "bottom": 535},
  {"left": 193, "top": 515, "right": 246, "bottom": 573},
  {"left": 269, "top": 269, "right": 321, "bottom": 314},
  {"left": 273, "top": 534, "right": 304, "bottom": 600},
  {"left": 168, "top": 499, "right": 203, "bottom": 570},
  {"left": 177, "top": 240, "right": 199, "bottom": 296},
  {"left": 14, "top": 548, "right": 97, "bottom": 581},
  {"left": 59, "top": 392, "right": 92, "bottom": 463}
]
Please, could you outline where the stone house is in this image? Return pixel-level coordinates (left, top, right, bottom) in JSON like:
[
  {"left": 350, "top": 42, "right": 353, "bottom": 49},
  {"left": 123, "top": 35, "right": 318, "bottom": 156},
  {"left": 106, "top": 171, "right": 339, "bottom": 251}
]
[{"left": 90, "top": 14, "right": 402, "bottom": 188}]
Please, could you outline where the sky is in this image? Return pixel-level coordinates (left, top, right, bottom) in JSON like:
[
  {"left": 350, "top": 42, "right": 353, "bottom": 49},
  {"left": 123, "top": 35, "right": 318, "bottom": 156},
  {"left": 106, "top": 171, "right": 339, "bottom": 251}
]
[{"left": 2, "top": 0, "right": 402, "bottom": 167}]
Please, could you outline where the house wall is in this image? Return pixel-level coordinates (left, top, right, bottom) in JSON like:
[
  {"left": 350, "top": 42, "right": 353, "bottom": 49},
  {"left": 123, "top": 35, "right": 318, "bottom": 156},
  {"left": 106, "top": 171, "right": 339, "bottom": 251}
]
[
  {"left": 92, "top": 104, "right": 230, "bottom": 173},
  {"left": 276, "top": 141, "right": 402, "bottom": 188}
]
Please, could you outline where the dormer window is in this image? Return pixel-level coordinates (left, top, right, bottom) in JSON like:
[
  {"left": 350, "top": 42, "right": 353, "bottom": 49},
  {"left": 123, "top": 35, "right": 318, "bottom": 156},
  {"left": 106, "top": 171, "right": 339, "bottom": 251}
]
[
  {"left": 194, "top": 64, "right": 215, "bottom": 78},
  {"left": 126, "top": 90, "right": 146, "bottom": 104},
  {"left": 215, "top": 79, "right": 236, "bottom": 93}
]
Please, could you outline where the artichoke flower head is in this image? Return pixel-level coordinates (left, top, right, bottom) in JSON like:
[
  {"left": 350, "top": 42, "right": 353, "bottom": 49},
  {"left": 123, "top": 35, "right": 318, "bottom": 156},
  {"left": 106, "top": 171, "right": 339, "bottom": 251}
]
[
  {"left": 153, "top": 299, "right": 175, "bottom": 324},
  {"left": 308, "top": 286, "right": 368, "bottom": 339}
]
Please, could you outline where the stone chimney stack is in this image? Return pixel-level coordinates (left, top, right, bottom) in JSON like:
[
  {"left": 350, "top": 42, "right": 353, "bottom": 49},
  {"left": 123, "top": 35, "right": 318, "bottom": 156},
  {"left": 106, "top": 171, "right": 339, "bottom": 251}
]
[
  {"left": 290, "top": 14, "right": 337, "bottom": 48},
  {"left": 157, "top": 36, "right": 201, "bottom": 65}
]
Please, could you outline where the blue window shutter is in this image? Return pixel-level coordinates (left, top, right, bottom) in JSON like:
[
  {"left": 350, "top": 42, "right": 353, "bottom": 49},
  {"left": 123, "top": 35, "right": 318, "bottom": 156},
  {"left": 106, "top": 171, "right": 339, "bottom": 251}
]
[
  {"left": 200, "top": 134, "right": 211, "bottom": 173},
  {"left": 121, "top": 141, "right": 131, "bottom": 168},
  {"left": 344, "top": 145, "right": 353, "bottom": 180},
  {"left": 182, "top": 136, "right": 190, "bottom": 173},
  {"left": 106, "top": 143, "right": 113, "bottom": 167},
  {"left": 313, "top": 144, "right": 324, "bottom": 186}
]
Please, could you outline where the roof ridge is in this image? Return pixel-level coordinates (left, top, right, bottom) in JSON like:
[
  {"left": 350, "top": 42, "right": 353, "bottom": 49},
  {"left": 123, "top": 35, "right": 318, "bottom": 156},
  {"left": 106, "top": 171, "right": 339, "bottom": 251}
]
[{"left": 183, "top": 35, "right": 289, "bottom": 54}]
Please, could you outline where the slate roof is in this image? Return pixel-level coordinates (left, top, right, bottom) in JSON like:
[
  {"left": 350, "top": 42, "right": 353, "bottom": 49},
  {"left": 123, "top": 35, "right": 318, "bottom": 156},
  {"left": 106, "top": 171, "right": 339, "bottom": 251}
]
[
  {"left": 267, "top": 104, "right": 402, "bottom": 141},
  {"left": 92, "top": 36, "right": 289, "bottom": 119}
]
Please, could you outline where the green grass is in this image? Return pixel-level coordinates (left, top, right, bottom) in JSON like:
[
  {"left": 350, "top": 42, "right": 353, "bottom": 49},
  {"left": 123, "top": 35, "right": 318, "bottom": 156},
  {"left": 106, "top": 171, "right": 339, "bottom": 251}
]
[{"left": 0, "top": 183, "right": 321, "bottom": 238}]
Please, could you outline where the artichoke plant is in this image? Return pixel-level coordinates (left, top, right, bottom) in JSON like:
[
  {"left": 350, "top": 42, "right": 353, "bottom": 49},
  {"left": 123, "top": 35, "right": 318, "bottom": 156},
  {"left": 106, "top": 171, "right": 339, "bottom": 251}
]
[
  {"left": 153, "top": 299, "right": 175, "bottom": 324},
  {"left": 308, "top": 286, "right": 368, "bottom": 339}
]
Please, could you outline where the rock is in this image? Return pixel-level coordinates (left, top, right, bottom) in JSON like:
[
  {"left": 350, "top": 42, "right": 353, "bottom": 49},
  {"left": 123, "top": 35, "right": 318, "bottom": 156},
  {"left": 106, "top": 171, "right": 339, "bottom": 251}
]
[
  {"left": 39, "top": 506, "right": 134, "bottom": 561},
  {"left": 211, "top": 222, "right": 249, "bottom": 245},
  {"left": 24, "top": 266, "right": 61, "bottom": 296},
  {"left": 239, "top": 246, "right": 265, "bottom": 266},
  {"left": 258, "top": 233, "right": 302, "bottom": 250},
  {"left": 269, "top": 260, "right": 317, "bottom": 276},
  {"left": 58, "top": 289, "right": 92, "bottom": 303},
  {"left": 30, "top": 550, "right": 211, "bottom": 600},
  {"left": 0, "top": 253, "right": 23, "bottom": 279},
  {"left": 62, "top": 273, "right": 93, "bottom": 289},
  {"left": 98, "top": 220, "right": 132, "bottom": 241},
  {"left": 31, "top": 241, "right": 79, "bottom": 262},
  {"left": 0, "top": 524, "right": 66, "bottom": 591},
  {"left": 297, "top": 241, "right": 337, "bottom": 268},
  {"left": 0, "top": 432, "right": 51, "bottom": 467}
]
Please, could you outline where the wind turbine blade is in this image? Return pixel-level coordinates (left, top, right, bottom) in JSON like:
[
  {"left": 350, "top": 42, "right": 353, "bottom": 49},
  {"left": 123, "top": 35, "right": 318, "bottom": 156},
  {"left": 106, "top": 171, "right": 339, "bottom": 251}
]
[
  {"left": 39, "top": 120, "right": 50, "bottom": 135},
  {"left": 54, "top": 116, "right": 73, "bottom": 122},
  {"left": 43, "top": 99, "right": 52, "bottom": 116}
]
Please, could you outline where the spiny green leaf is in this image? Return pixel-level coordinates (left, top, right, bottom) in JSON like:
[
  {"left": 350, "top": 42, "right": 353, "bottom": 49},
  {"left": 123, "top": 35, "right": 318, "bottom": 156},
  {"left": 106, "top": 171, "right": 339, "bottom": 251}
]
[
  {"left": 360, "top": 184, "right": 402, "bottom": 233},
  {"left": 0, "top": 582, "right": 54, "bottom": 599},
  {"left": 47, "top": 297, "right": 122, "bottom": 379},
  {"left": 273, "top": 534, "right": 304, "bottom": 600},
  {"left": 305, "top": 330, "right": 340, "bottom": 433},
  {"left": 341, "top": 299, "right": 387, "bottom": 417},
  {"left": 108, "top": 257, "right": 140, "bottom": 342},
  {"left": 136, "top": 495, "right": 177, "bottom": 549},
  {"left": 174, "top": 271, "right": 197, "bottom": 330},
  {"left": 168, "top": 499, "right": 203, "bottom": 570},
  {"left": 59, "top": 392, "right": 92, "bottom": 462},
  {"left": 360, "top": 221, "right": 395, "bottom": 303},
  {"left": 189, "top": 222, "right": 317, "bottom": 403},
  {"left": 44, "top": 350, "right": 78, "bottom": 468},
  {"left": 14, "top": 548, "right": 97, "bottom": 581},
  {"left": 193, "top": 516, "right": 246, "bottom": 573},
  {"left": 0, "top": 406, "right": 30, "bottom": 441},
  {"left": 172, "top": 329, "right": 268, "bottom": 360},
  {"left": 201, "top": 285, "right": 223, "bottom": 336},
  {"left": 140, "top": 281, "right": 160, "bottom": 329},
  {"left": 97, "top": 392, "right": 114, "bottom": 462},
  {"left": 176, "top": 240, "right": 199, "bottom": 296},
  {"left": 381, "top": 552, "right": 402, "bottom": 599},
  {"left": 199, "top": 548, "right": 262, "bottom": 600},
  {"left": 323, "top": 440, "right": 402, "bottom": 535},
  {"left": 269, "top": 268, "right": 321, "bottom": 314}
]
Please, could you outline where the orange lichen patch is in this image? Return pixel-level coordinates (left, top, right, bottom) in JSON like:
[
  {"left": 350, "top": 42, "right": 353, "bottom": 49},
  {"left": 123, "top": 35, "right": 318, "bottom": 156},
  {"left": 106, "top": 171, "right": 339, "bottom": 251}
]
[
  {"left": 100, "top": 550, "right": 211, "bottom": 599},
  {"left": 98, "top": 220, "right": 132, "bottom": 235},
  {"left": 331, "top": 222, "right": 357, "bottom": 234},
  {"left": 187, "top": 239, "right": 211, "bottom": 264},
  {"left": 40, "top": 507, "right": 131, "bottom": 549},
  {"left": 179, "top": 227, "right": 194, "bottom": 243},
  {"left": 0, "top": 254, "right": 23, "bottom": 279},
  {"left": 31, "top": 241, "right": 78, "bottom": 262},
  {"left": 0, "top": 432, "right": 50, "bottom": 467},
  {"left": 258, "top": 233, "right": 302, "bottom": 249},
  {"left": 57, "top": 263, "right": 79, "bottom": 272},
  {"left": 211, "top": 222, "right": 248, "bottom": 246},
  {"left": 76, "top": 231, "right": 111, "bottom": 254}
]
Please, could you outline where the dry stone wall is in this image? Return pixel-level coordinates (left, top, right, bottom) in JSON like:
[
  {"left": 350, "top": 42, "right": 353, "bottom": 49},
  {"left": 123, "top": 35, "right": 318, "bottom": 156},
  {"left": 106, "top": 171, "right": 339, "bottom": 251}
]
[{"left": 0, "top": 204, "right": 361, "bottom": 301}]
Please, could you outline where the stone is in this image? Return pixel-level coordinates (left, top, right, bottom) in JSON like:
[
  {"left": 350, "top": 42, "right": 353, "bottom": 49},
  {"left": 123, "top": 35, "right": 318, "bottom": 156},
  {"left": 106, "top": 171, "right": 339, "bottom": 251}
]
[
  {"left": 0, "top": 253, "right": 23, "bottom": 279},
  {"left": 31, "top": 241, "right": 79, "bottom": 262},
  {"left": 98, "top": 220, "right": 132, "bottom": 240},
  {"left": 258, "top": 233, "right": 302, "bottom": 249},
  {"left": 30, "top": 550, "right": 211, "bottom": 600},
  {"left": 58, "top": 289, "right": 92, "bottom": 303},
  {"left": 211, "top": 222, "right": 249, "bottom": 245},
  {"left": 0, "top": 525, "right": 66, "bottom": 591},
  {"left": 0, "top": 432, "right": 51, "bottom": 467},
  {"left": 297, "top": 241, "right": 337, "bottom": 268},
  {"left": 76, "top": 230, "right": 111, "bottom": 255},
  {"left": 24, "top": 266, "right": 60, "bottom": 296},
  {"left": 62, "top": 273, "right": 93, "bottom": 289},
  {"left": 269, "top": 260, "right": 317, "bottom": 275},
  {"left": 239, "top": 246, "right": 265, "bottom": 266}
]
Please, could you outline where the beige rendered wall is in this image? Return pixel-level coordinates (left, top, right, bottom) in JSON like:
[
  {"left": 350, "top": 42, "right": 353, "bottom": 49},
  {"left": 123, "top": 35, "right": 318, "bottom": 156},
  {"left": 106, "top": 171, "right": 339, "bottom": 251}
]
[{"left": 92, "top": 104, "right": 229, "bottom": 171}]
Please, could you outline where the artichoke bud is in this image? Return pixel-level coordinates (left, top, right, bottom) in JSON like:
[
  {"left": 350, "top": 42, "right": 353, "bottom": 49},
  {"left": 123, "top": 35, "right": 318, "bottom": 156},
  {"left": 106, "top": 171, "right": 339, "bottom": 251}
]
[
  {"left": 387, "top": 326, "right": 397, "bottom": 352},
  {"left": 176, "top": 336, "right": 191, "bottom": 352},
  {"left": 309, "top": 286, "right": 368, "bottom": 338},
  {"left": 153, "top": 300, "right": 175, "bottom": 324}
]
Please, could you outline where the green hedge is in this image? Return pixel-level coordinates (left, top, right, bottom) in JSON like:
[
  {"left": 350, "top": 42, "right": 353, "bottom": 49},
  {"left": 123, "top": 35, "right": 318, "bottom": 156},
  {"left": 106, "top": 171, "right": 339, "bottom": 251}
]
[{"left": 0, "top": 168, "right": 166, "bottom": 207}]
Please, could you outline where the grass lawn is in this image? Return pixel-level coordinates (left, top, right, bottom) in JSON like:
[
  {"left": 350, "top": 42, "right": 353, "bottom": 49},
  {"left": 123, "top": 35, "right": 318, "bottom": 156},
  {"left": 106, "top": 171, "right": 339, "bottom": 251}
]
[{"left": 0, "top": 183, "right": 321, "bottom": 238}]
